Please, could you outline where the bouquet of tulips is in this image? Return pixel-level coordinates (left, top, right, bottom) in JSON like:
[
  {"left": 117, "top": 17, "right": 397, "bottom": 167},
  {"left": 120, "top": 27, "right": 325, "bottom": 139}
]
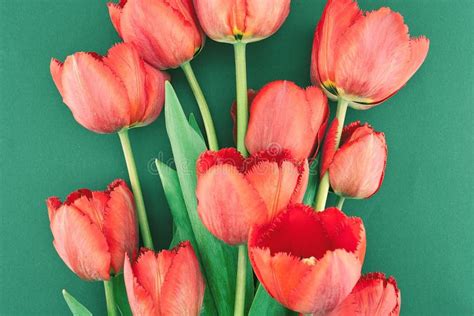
[{"left": 47, "top": 0, "right": 429, "bottom": 315}]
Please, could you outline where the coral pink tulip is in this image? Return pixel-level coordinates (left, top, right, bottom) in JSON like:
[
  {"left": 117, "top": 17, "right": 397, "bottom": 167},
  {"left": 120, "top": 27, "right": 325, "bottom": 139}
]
[
  {"left": 245, "top": 81, "right": 329, "bottom": 160},
  {"left": 193, "top": 0, "right": 291, "bottom": 43},
  {"left": 46, "top": 180, "right": 138, "bottom": 280},
  {"left": 249, "top": 205, "right": 366, "bottom": 314},
  {"left": 321, "top": 121, "right": 387, "bottom": 199},
  {"left": 311, "top": 0, "right": 429, "bottom": 108},
  {"left": 108, "top": 0, "right": 204, "bottom": 69},
  {"left": 50, "top": 43, "right": 168, "bottom": 133},
  {"left": 329, "top": 273, "right": 401, "bottom": 316},
  {"left": 124, "top": 241, "right": 205, "bottom": 315},
  {"left": 196, "top": 148, "right": 308, "bottom": 245}
]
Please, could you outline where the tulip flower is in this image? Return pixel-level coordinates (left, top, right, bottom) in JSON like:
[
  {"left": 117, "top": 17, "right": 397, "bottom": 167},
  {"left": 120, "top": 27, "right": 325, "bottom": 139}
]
[
  {"left": 193, "top": 0, "right": 291, "bottom": 44},
  {"left": 108, "top": 0, "right": 219, "bottom": 150},
  {"left": 311, "top": 0, "right": 429, "bottom": 108},
  {"left": 50, "top": 42, "right": 168, "bottom": 134},
  {"left": 196, "top": 148, "right": 308, "bottom": 245},
  {"left": 248, "top": 204, "right": 366, "bottom": 315},
  {"left": 124, "top": 241, "right": 205, "bottom": 315},
  {"left": 50, "top": 43, "right": 168, "bottom": 249},
  {"left": 328, "top": 273, "right": 401, "bottom": 315},
  {"left": 321, "top": 121, "right": 387, "bottom": 200},
  {"left": 245, "top": 81, "right": 329, "bottom": 160},
  {"left": 46, "top": 179, "right": 138, "bottom": 280}
]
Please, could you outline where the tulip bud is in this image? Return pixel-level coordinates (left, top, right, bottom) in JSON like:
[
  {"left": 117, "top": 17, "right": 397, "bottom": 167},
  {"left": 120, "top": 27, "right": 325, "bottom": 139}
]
[
  {"left": 46, "top": 180, "right": 138, "bottom": 280},
  {"left": 124, "top": 242, "right": 205, "bottom": 315},
  {"left": 248, "top": 204, "right": 366, "bottom": 314},
  {"left": 329, "top": 273, "right": 401, "bottom": 315},
  {"left": 193, "top": 0, "right": 291, "bottom": 44},
  {"left": 245, "top": 81, "right": 329, "bottom": 160},
  {"left": 311, "top": 0, "right": 429, "bottom": 108},
  {"left": 50, "top": 43, "right": 168, "bottom": 134},
  {"left": 322, "top": 121, "right": 387, "bottom": 199},
  {"left": 108, "top": 0, "right": 204, "bottom": 69},
  {"left": 196, "top": 148, "right": 308, "bottom": 245}
]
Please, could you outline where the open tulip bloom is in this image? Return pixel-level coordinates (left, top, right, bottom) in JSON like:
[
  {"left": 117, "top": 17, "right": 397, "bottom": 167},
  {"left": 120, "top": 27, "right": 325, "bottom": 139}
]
[{"left": 46, "top": 0, "right": 429, "bottom": 314}]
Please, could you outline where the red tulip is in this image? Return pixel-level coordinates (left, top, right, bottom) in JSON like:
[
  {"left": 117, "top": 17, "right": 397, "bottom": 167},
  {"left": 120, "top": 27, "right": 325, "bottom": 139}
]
[
  {"left": 321, "top": 121, "right": 387, "bottom": 199},
  {"left": 46, "top": 180, "right": 138, "bottom": 280},
  {"left": 329, "top": 273, "right": 401, "bottom": 316},
  {"left": 50, "top": 43, "right": 168, "bottom": 134},
  {"left": 124, "top": 241, "right": 205, "bottom": 315},
  {"left": 196, "top": 148, "right": 308, "bottom": 245},
  {"left": 311, "top": 0, "right": 429, "bottom": 108},
  {"left": 193, "top": 0, "right": 291, "bottom": 43},
  {"left": 245, "top": 81, "right": 329, "bottom": 160},
  {"left": 249, "top": 204, "right": 366, "bottom": 314},
  {"left": 108, "top": 0, "right": 204, "bottom": 69}
]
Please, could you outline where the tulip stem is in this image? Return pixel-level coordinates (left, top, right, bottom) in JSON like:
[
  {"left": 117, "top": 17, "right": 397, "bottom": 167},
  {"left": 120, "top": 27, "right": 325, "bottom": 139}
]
[
  {"left": 118, "top": 129, "right": 154, "bottom": 249},
  {"left": 234, "top": 245, "right": 247, "bottom": 316},
  {"left": 314, "top": 98, "right": 349, "bottom": 211},
  {"left": 181, "top": 61, "right": 219, "bottom": 151},
  {"left": 336, "top": 196, "right": 346, "bottom": 209},
  {"left": 103, "top": 280, "right": 118, "bottom": 316},
  {"left": 234, "top": 42, "right": 249, "bottom": 157}
]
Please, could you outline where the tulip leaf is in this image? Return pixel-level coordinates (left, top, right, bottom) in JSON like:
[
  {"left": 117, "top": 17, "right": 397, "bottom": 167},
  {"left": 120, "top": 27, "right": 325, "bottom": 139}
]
[
  {"left": 249, "top": 285, "right": 297, "bottom": 316},
  {"left": 164, "top": 82, "right": 243, "bottom": 315},
  {"left": 62, "top": 289, "right": 93, "bottom": 316},
  {"left": 303, "top": 156, "right": 320, "bottom": 206},
  {"left": 112, "top": 274, "right": 132, "bottom": 316},
  {"left": 188, "top": 113, "right": 205, "bottom": 141}
]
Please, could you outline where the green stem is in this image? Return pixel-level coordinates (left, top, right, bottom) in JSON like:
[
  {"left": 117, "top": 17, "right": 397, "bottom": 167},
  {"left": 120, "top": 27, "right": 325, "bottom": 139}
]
[
  {"left": 234, "top": 42, "right": 249, "bottom": 157},
  {"left": 103, "top": 280, "right": 118, "bottom": 316},
  {"left": 314, "top": 98, "right": 349, "bottom": 211},
  {"left": 234, "top": 245, "right": 247, "bottom": 316},
  {"left": 181, "top": 61, "right": 219, "bottom": 151},
  {"left": 118, "top": 129, "right": 154, "bottom": 249},
  {"left": 336, "top": 196, "right": 346, "bottom": 209}
]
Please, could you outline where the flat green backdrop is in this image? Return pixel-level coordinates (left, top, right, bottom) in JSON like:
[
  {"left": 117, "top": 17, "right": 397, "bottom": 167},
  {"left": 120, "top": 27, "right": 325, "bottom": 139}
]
[{"left": 1, "top": 0, "right": 473, "bottom": 315}]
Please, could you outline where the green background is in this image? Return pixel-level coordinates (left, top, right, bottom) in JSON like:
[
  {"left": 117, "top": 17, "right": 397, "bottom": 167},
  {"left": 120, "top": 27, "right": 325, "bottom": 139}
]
[{"left": 1, "top": 0, "right": 473, "bottom": 315}]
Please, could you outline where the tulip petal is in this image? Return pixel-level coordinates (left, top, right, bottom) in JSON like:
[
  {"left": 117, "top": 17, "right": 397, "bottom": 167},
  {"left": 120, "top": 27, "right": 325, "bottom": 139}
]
[
  {"left": 104, "top": 179, "right": 138, "bottom": 274},
  {"left": 243, "top": 0, "right": 290, "bottom": 42},
  {"left": 107, "top": 2, "right": 124, "bottom": 36},
  {"left": 140, "top": 63, "right": 169, "bottom": 126},
  {"left": 104, "top": 43, "right": 148, "bottom": 124},
  {"left": 246, "top": 81, "right": 328, "bottom": 160},
  {"left": 335, "top": 8, "right": 412, "bottom": 104},
  {"left": 61, "top": 52, "right": 130, "bottom": 133},
  {"left": 196, "top": 163, "right": 267, "bottom": 244},
  {"left": 321, "top": 118, "right": 340, "bottom": 176},
  {"left": 160, "top": 242, "right": 205, "bottom": 315},
  {"left": 311, "top": 0, "right": 362, "bottom": 86},
  {"left": 330, "top": 131, "right": 387, "bottom": 198},
  {"left": 50, "top": 205, "right": 110, "bottom": 280},
  {"left": 196, "top": 148, "right": 245, "bottom": 177},
  {"left": 292, "top": 159, "right": 309, "bottom": 203},
  {"left": 124, "top": 253, "right": 157, "bottom": 315},
  {"left": 66, "top": 189, "right": 109, "bottom": 231},
  {"left": 50, "top": 58, "right": 64, "bottom": 96},
  {"left": 328, "top": 272, "right": 401, "bottom": 316}
]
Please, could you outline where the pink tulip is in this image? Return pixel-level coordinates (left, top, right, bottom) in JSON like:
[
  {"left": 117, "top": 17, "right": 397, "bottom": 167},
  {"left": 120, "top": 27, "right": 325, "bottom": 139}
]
[
  {"left": 249, "top": 205, "right": 366, "bottom": 314},
  {"left": 124, "top": 242, "right": 205, "bottom": 315},
  {"left": 196, "top": 148, "right": 308, "bottom": 245},
  {"left": 193, "top": 0, "right": 291, "bottom": 43},
  {"left": 245, "top": 81, "right": 329, "bottom": 160},
  {"left": 329, "top": 273, "right": 401, "bottom": 316},
  {"left": 46, "top": 180, "right": 138, "bottom": 280},
  {"left": 50, "top": 43, "right": 168, "bottom": 133},
  {"left": 321, "top": 121, "right": 387, "bottom": 199},
  {"left": 311, "top": 0, "right": 429, "bottom": 108},
  {"left": 108, "top": 0, "right": 204, "bottom": 69}
]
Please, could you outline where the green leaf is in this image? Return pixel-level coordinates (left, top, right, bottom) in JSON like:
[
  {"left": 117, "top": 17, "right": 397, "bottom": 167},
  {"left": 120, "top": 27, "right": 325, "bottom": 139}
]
[
  {"left": 303, "top": 156, "right": 320, "bottom": 206},
  {"left": 112, "top": 274, "right": 132, "bottom": 316},
  {"left": 188, "top": 113, "right": 205, "bottom": 141},
  {"left": 249, "top": 285, "right": 297, "bottom": 316},
  {"left": 164, "top": 82, "right": 242, "bottom": 315},
  {"left": 62, "top": 289, "right": 93, "bottom": 316}
]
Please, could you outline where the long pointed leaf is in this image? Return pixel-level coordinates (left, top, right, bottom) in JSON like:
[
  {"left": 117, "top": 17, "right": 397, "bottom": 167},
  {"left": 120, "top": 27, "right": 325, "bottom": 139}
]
[
  {"left": 303, "top": 156, "right": 320, "bottom": 205},
  {"left": 164, "top": 82, "right": 239, "bottom": 315},
  {"left": 62, "top": 289, "right": 93, "bottom": 316},
  {"left": 249, "top": 285, "right": 297, "bottom": 316},
  {"left": 112, "top": 274, "right": 131, "bottom": 316}
]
